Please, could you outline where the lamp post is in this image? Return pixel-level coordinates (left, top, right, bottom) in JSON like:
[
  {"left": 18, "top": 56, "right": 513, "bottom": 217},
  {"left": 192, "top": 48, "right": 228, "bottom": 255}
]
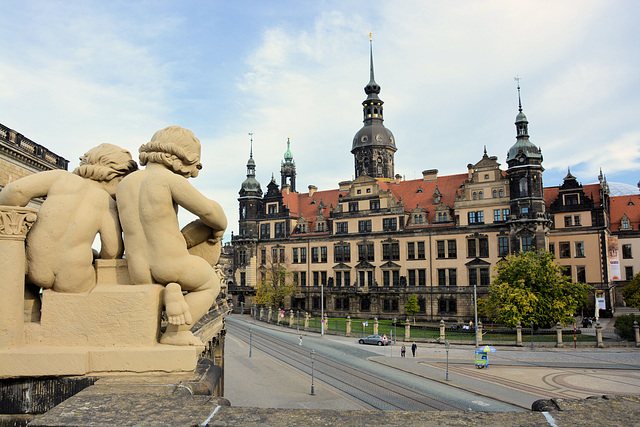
[
  {"left": 320, "top": 282, "right": 324, "bottom": 337},
  {"left": 445, "top": 340, "right": 451, "bottom": 381},
  {"left": 530, "top": 320, "right": 534, "bottom": 350},
  {"left": 249, "top": 327, "right": 252, "bottom": 358},
  {"left": 297, "top": 310, "right": 300, "bottom": 334},
  {"left": 473, "top": 283, "right": 479, "bottom": 348},
  {"left": 393, "top": 318, "right": 397, "bottom": 344},
  {"left": 310, "top": 350, "right": 316, "bottom": 395}
]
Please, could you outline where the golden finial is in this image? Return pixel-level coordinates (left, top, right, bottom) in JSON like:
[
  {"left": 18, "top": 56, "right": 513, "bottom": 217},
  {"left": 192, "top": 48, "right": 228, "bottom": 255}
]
[{"left": 368, "top": 32, "right": 372, "bottom": 42}]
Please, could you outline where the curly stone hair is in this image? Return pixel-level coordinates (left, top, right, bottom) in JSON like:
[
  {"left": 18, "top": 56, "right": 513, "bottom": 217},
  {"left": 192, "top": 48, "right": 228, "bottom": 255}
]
[
  {"left": 138, "top": 126, "right": 203, "bottom": 178},
  {"left": 73, "top": 143, "right": 138, "bottom": 182}
]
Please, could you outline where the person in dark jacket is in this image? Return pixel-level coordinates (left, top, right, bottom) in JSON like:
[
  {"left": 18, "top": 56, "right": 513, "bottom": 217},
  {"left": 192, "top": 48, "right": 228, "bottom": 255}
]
[{"left": 411, "top": 342, "right": 417, "bottom": 357}]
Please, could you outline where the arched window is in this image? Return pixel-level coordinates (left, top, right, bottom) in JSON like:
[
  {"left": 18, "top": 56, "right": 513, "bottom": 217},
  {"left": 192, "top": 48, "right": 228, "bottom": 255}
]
[
  {"left": 499, "top": 189, "right": 504, "bottom": 197},
  {"left": 493, "top": 190, "right": 497, "bottom": 198},
  {"left": 473, "top": 192, "right": 477, "bottom": 200},
  {"left": 519, "top": 178, "right": 528, "bottom": 196},
  {"left": 479, "top": 191, "right": 484, "bottom": 200}
]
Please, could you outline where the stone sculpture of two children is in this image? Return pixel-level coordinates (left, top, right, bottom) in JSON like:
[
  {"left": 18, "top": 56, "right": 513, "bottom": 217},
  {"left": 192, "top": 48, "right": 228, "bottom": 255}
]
[{"left": 0, "top": 126, "right": 226, "bottom": 347}]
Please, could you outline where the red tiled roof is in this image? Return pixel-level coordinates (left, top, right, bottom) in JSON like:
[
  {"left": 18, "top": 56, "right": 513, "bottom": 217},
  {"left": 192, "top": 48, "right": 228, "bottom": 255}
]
[
  {"left": 610, "top": 194, "right": 640, "bottom": 232},
  {"left": 543, "top": 183, "right": 602, "bottom": 208}
]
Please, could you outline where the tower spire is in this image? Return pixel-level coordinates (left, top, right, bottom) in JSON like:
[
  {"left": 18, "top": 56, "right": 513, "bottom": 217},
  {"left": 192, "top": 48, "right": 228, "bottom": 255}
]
[
  {"left": 515, "top": 76, "right": 523, "bottom": 112},
  {"left": 248, "top": 132, "right": 254, "bottom": 159}
]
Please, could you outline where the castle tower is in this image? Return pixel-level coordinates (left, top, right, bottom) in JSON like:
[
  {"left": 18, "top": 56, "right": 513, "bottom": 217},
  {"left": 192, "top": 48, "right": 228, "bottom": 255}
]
[
  {"left": 506, "top": 81, "right": 550, "bottom": 252},
  {"left": 351, "top": 39, "right": 397, "bottom": 179},
  {"left": 238, "top": 134, "right": 263, "bottom": 239},
  {"left": 280, "top": 137, "right": 296, "bottom": 192}
]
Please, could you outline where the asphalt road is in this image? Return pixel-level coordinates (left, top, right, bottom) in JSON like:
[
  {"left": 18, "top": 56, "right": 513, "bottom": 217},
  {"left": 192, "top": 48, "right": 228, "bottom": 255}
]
[{"left": 225, "top": 315, "right": 521, "bottom": 412}]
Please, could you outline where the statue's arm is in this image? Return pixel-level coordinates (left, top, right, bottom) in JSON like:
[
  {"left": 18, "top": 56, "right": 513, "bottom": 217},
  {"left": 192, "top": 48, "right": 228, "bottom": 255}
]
[
  {"left": 98, "top": 198, "right": 124, "bottom": 259},
  {"left": 170, "top": 176, "right": 227, "bottom": 233},
  {"left": 0, "top": 171, "right": 60, "bottom": 206}
]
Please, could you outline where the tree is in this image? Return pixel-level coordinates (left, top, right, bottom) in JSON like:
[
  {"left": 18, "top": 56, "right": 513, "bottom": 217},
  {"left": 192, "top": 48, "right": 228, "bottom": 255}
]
[
  {"left": 405, "top": 294, "right": 420, "bottom": 324},
  {"left": 255, "top": 257, "right": 295, "bottom": 309},
  {"left": 614, "top": 313, "right": 637, "bottom": 340},
  {"left": 479, "top": 249, "right": 591, "bottom": 328},
  {"left": 621, "top": 273, "right": 640, "bottom": 309}
]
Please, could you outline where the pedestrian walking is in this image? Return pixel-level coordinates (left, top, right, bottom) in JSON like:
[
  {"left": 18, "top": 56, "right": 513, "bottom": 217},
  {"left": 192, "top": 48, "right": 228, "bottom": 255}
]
[
  {"left": 401, "top": 345, "right": 406, "bottom": 357},
  {"left": 411, "top": 341, "right": 417, "bottom": 357},
  {"left": 299, "top": 334, "right": 303, "bottom": 345}
]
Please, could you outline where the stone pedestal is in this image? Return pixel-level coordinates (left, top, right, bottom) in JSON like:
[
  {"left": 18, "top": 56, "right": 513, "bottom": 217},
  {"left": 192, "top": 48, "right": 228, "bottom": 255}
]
[
  {"left": 556, "top": 322, "right": 564, "bottom": 348},
  {"left": 405, "top": 322, "right": 410, "bottom": 340},
  {"left": 346, "top": 316, "right": 351, "bottom": 337},
  {"left": 516, "top": 321, "right": 523, "bottom": 346},
  {"left": 439, "top": 319, "right": 446, "bottom": 342},
  {"left": 373, "top": 318, "right": 378, "bottom": 335},
  {"left": 596, "top": 322, "right": 603, "bottom": 348},
  {"left": 634, "top": 321, "right": 639, "bottom": 348}
]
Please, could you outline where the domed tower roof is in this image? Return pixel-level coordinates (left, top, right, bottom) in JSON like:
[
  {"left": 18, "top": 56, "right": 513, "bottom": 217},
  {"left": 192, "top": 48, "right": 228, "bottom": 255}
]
[
  {"left": 506, "top": 81, "right": 542, "bottom": 163},
  {"left": 239, "top": 134, "right": 262, "bottom": 197}
]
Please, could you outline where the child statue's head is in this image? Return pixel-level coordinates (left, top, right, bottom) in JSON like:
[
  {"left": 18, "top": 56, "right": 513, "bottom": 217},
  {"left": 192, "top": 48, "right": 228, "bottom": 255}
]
[
  {"left": 139, "top": 126, "right": 203, "bottom": 177},
  {"left": 74, "top": 143, "right": 138, "bottom": 182}
]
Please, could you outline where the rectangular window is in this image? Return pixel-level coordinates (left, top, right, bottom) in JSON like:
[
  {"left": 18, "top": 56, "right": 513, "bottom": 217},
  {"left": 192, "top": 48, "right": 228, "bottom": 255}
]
[
  {"left": 358, "top": 220, "right": 372, "bottom": 233},
  {"left": 321, "top": 271, "right": 327, "bottom": 285},
  {"left": 321, "top": 246, "right": 327, "bottom": 263},
  {"left": 469, "top": 268, "right": 477, "bottom": 287},
  {"left": 467, "top": 239, "right": 477, "bottom": 258},
  {"left": 480, "top": 268, "right": 490, "bottom": 286},
  {"left": 468, "top": 211, "right": 484, "bottom": 224},
  {"left": 292, "top": 248, "right": 298, "bottom": 263},
  {"left": 334, "top": 245, "right": 342, "bottom": 263},
  {"left": 521, "top": 236, "right": 532, "bottom": 252},
  {"left": 564, "top": 216, "right": 573, "bottom": 227},
  {"left": 502, "top": 209, "right": 510, "bottom": 220},
  {"left": 336, "top": 222, "right": 348, "bottom": 234},
  {"left": 626, "top": 266, "right": 634, "bottom": 281},
  {"left": 370, "top": 199, "right": 380, "bottom": 210},
  {"left": 272, "top": 248, "right": 278, "bottom": 263},
  {"left": 260, "top": 223, "right": 270, "bottom": 239},
  {"left": 418, "top": 269, "right": 426, "bottom": 286},
  {"left": 438, "top": 269, "right": 446, "bottom": 287},
  {"left": 448, "top": 240, "right": 457, "bottom": 258},
  {"left": 312, "top": 247, "right": 319, "bottom": 263},
  {"left": 383, "top": 242, "right": 400, "bottom": 261},
  {"left": 383, "top": 217, "right": 397, "bottom": 231},
  {"left": 313, "top": 271, "right": 319, "bottom": 286},
  {"left": 293, "top": 272, "right": 299, "bottom": 286},
  {"left": 479, "top": 238, "right": 489, "bottom": 258},
  {"left": 334, "top": 244, "right": 351, "bottom": 263},
  {"left": 498, "top": 236, "right": 509, "bottom": 257},
  {"left": 275, "top": 222, "right": 286, "bottom": 238},
  {"left": 575, "top": 242, "right": 585, "bottom": 258},
  {"left": 417, "top": 242, "right": 425, "bottom": 259},
  {"left": 494, "top": 209, "right": 501, "bottom": 222},
  {"left": 560, "top": 242, "right": 571, "bottom": 258},
  {"left": 448, "top": 269, "right": 457, "bottom": 287},
  {"left": 549, "top": 243, "right": 555, "bottom": 256},
  {"left": 407, "top": 242, "right": 415, "bottom": 260},
  {"left": 238, "top": 249, "right": 247, "bottom": 265},
  {"left": 240, "top": 272, "right": 246, "bottom": 287},
  {"left": 300, "top": 271, "right": 307, "bottom": 286},
  {"left": 393, "top": 270, "right": 400, "bottom": 286},
  {"left": 335, "top": 271, "right": 342, "bottom": 287},
  {"left": 360, "top": 298, "right": 371, "bottom": 311},
  {"left": 437, "top": 241, "right": 446, "bottom": 258},
  {"left": 344, "top": 271, "right": 350, "bottom": 286},
  {"left": 623, "top": 244, "right": 632, "bottom": 259},
  {"left": 349, "top": 202, "right": 359, "bottom": 212},
  {"left": 408, "top": 269, "right": 416, "bottom": 286},
  {"left": 300, "top": 247, "right": 307, "bottom": 263},
  {"left": 382, "top": 244, "right": 390, "bottom": 261},
  {"left": 268, "top": 204, "right": 277, "bottom": 214},
  {"left": 383, "top": 270, "right": 390, "bottom": 286},
  {"left": 576, "top": 265, "right": 587, "bottom": 283},
  {"left": 574, "top": 215, "right": 581, "bottom": 226},
  {"left": 279, "top": 248, "right": 285, "bottom": 263}
]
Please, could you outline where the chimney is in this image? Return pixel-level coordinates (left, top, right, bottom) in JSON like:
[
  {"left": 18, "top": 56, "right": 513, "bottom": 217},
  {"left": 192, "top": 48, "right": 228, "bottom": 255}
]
[
  {"left": 308, "top": 185, "right": 317, "bottom": 198},
  {"left": 422, "top": 169, "right": 438, "bottom": 181},
  {"left": 467, "top": 164, "right": 474, "bottom": 179},
  {"left": 395, "top": 174, "right": 402, "bottom": 185}
]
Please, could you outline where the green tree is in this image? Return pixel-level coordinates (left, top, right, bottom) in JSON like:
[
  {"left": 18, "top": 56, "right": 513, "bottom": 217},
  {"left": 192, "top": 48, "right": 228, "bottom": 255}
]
[
  {"left": 405, "top": 294, "right": 420, "bottom": 324},
  {"left": 621, "top": 273, "right": 640, "bottom": 309},
  {"left": 255, "top": 257, "right": 295, "bottom": 309},
  {"left": 614, "top": 313, "right": 638, "bottom": 340},
  {"left": 480, "top": 249, "right": 591, "bottom": 328}
]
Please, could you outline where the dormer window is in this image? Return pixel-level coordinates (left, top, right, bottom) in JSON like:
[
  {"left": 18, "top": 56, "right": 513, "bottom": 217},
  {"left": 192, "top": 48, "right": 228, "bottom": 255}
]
[{"left": 621, "top": 214, "right": 632, "bottom": 230}]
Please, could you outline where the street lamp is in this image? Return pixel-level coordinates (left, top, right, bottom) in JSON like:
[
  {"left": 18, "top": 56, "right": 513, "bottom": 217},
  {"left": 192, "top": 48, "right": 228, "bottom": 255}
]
[
  {"left": 249, "top": 327, "right": 252, "bottom": 358},
  {"left": 530, "top": 320, "right": 534, "bottom": 350},
  {"left": 445, "top": 340, "right": 451, "bottom": 381},
  {"left": 393, "top": 318, "right": 397, "bottom": 344},
  {"left": 473, "top": 283, "right": 479, "bottom": 348},
  {"left": 297, "top": 310, "right": 300, "bottom": 334},
  {"left": 310, "top": 350, "right": 316, "bottom": 395}
]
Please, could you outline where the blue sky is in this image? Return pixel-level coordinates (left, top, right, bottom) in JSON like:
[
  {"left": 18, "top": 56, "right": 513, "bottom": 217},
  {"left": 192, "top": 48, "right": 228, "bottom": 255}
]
[{"left": 2, "top": 1, "right": 639, "bottom": 241}]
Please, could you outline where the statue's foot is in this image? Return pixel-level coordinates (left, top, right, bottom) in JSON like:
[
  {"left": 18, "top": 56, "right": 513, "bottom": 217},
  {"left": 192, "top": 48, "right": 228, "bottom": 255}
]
[
  {"left": 160, "top": 330, "right": 204, "bottom": 346},
  {"left": 164, "top": 282, "right": 192, "bottom": 325}
]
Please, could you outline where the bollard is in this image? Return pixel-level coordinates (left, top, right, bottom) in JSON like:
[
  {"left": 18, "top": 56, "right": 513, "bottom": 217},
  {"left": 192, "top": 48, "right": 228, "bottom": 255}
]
[
  {"left": 634, "top": 321, "right": 639, "bottom": 348},
  {"left": 516, "top": 321, "right": 523, "bottom": 347},
  {"left": 596, "top": 322, "right": 603, "bottom": 348},
  {"left": 405, "top": 321, "right": 411, "bottom": 340},
  {"left": 556, "top": 322, "right": 564, "bottom": 348},
  {"left": 477, "top": 321, "right": 483, "bottom": 344},
  {"left": 439, "top": 319, "right": 446, "bottom": 342},
  {"left": 346, "top": 315, "right": 351, "bottom": 337},
  {"left": 373, "top": 317, "right": 379, "bottom": 335}
]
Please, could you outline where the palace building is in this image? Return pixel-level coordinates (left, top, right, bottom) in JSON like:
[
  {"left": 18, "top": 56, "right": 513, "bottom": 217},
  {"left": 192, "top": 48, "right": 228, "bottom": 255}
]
[{"left": 229, "top": 44, "right": 637, "bottom": 322}]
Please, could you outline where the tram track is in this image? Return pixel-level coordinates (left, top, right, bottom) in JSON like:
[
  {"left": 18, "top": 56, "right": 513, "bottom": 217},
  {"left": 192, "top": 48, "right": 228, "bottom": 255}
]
[{"left": 227, "top": 317, "right": 465, "bottom": 411}]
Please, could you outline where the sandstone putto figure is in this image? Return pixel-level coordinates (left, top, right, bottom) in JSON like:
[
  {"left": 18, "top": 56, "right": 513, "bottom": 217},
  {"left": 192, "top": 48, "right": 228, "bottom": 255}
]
[
  {"left": 0, "top": 143, "right": 137, "bottom": 293},
  {"left": 116, "top": 126, "right": 227, "bottom": 346}
]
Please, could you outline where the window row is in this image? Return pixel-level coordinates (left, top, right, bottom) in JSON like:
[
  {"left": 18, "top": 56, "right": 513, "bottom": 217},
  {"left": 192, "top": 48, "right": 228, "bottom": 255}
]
[
  {"left": 550, "top": 241, "right": 585, "bottom": 258},
  {"left": 303, "top": 296, "right": 455, "bottom": 314}
]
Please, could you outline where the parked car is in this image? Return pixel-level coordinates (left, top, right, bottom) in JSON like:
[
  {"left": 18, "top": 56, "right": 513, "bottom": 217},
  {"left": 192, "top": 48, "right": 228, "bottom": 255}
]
[{"left": 358, "top": 334, "right": 390, "bottom": 346}]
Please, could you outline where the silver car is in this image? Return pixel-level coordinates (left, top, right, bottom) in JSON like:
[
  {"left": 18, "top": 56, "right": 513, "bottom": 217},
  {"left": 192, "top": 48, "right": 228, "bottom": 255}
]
[{"left": 358, "top": 334, "right": 390, "bottom": 346}]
